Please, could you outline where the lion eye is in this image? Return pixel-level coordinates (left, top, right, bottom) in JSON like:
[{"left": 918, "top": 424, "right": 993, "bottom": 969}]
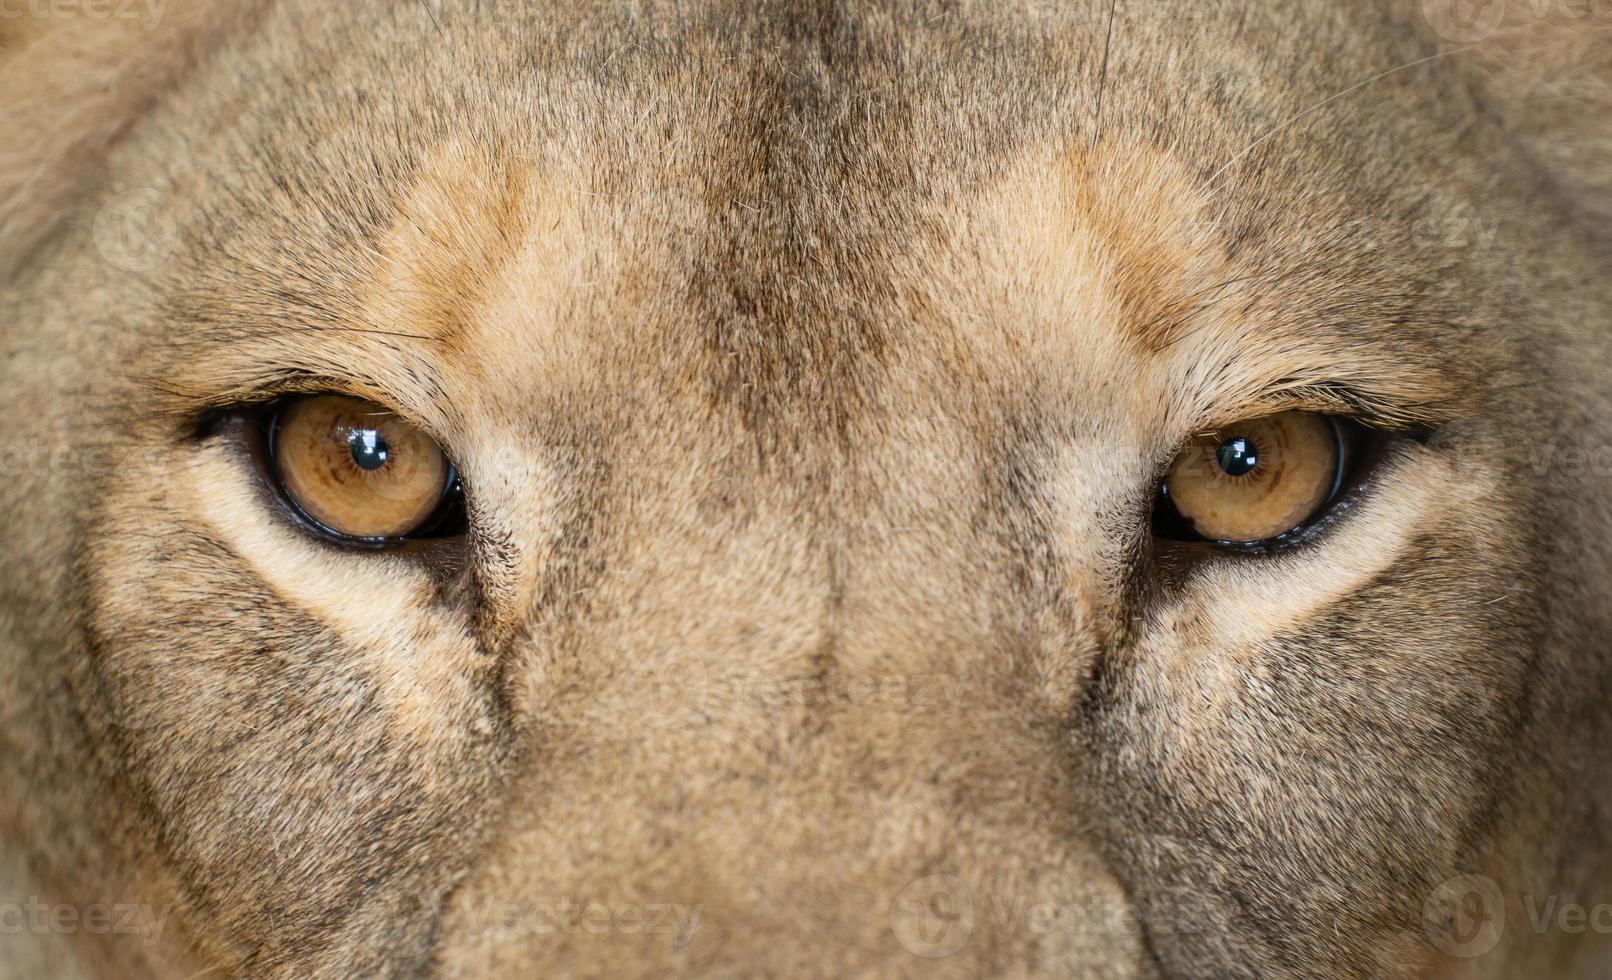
[
  {"left": 1155, "top": 411, "right": 1345, "bottom": 545},
  {"left": 268, "top": 395, "right": 464, "bottom": 543}
]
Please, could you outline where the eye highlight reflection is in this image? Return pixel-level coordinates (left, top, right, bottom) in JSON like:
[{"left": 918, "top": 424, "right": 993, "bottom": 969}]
[
  {"left": 266, "top": 394, "right": 466, "bottom": 544},
  {"left": 1154, "top": 411, "right": 1353, "bottom": 546}
]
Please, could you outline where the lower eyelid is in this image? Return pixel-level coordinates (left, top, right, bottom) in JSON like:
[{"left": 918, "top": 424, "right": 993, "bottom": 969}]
[
  {"left": 1152, "top": 419, "right": 1418, "bottom": 554},
  {"left": 1136, "top": 452, "right": 1448, "bottom": 657},
  {"left": 1208, "top": 431, "right": 1422, "bottom": 555}
]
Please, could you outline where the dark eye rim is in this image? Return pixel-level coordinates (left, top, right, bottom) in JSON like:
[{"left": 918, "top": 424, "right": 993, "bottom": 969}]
[
  {"left": 235, "top": 396, "right": 469, "bottom": 550},
  {"left": 1151, "top": 415, "right": 1424, "bottom": 554}
]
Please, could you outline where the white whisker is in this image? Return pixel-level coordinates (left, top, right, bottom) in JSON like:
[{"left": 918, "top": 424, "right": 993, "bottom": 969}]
[{"left": 1208, "top": 47, "right": 1466, "bottom": 189}]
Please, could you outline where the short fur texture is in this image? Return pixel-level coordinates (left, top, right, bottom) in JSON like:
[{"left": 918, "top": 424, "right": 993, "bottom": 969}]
[{"left": 1, "top": 1, "right": 1610, "bottom": 977}]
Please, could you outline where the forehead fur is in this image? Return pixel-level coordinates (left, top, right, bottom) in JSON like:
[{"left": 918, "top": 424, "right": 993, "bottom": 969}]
[
  {"left": 3, "top": 1, "right": 1611, "bottom": 978},
  {"left": 150, "top": 0, "right": 1505, "bottom": 443}
]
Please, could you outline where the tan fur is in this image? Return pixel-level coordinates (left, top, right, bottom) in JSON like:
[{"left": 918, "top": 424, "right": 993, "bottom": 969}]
[{"left": 3, "top": 1, "right": 1611, "bottom": 978}]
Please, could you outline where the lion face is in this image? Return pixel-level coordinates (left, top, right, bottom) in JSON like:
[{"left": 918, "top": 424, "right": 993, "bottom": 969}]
[{"left": 3, "top": 1, "right": 1610, "bottom": 978}]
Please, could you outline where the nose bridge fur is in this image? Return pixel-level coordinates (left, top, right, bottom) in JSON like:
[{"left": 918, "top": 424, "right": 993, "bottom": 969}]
[
  {"left": 466, "top": 360, "right": 1120, "bottom": 955},
  {"left": 452, "top": 525, "right": 1134, "bottom": 975}
]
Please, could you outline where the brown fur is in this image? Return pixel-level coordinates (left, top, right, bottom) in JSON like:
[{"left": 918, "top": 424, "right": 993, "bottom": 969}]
[{"left": 2, "top": 1, "right": 1610, "bottom": 977}]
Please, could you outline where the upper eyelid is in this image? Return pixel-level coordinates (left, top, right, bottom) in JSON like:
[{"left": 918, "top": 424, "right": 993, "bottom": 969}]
[
  {"left": 192, "top": 374, "right": 383, "bottom": 411},
  {"left": 169, "top": 374, "right": 358, "bottom": 433},
  {"left": 1157, "top": 410, "right": 1428, "bottom": 493},
  {"left": 1196, "top": 383, "right": 1452, "bottom": 436},
  {"left": 185, "top": 377, "right": 456, "bottom": 450},
  {"left": 186, "top": 373, "right": 1446, "bottom": 450}
]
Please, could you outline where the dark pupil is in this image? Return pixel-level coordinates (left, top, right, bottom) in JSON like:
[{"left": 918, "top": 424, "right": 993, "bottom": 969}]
[
  {"left": 1216, "top": 436, "right": 1258, "bottom": 477},
  {"left": 349, "top": 429, "right": 389, "bottom": 471}
]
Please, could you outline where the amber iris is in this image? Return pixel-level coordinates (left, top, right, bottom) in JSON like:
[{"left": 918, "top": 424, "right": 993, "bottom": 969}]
[
  {"left": 272, "top": 395, "right": 451, "bottom": 539},
  {"left": 1163, "top": 411, "right": 1339, "bottom": 543}
]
